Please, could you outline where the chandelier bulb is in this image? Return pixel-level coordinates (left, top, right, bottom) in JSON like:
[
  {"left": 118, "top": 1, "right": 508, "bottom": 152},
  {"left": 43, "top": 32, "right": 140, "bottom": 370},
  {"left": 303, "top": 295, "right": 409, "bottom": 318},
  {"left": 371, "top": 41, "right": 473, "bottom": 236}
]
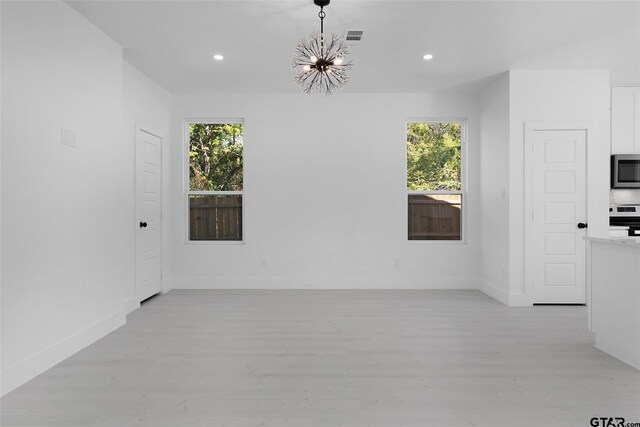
[{"left": 310, "top": 55, "right": 318, "bottom": 63}]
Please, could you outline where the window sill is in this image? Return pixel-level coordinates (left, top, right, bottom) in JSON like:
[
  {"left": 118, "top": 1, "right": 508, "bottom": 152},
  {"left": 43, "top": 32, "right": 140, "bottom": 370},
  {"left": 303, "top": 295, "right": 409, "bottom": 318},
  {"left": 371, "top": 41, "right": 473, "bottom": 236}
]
[
  {"left": 185, "top": 240, "right": 245, "bottom": 245},
  {"left": 407, "top": 240, "right": 467, "bottom": 245}
]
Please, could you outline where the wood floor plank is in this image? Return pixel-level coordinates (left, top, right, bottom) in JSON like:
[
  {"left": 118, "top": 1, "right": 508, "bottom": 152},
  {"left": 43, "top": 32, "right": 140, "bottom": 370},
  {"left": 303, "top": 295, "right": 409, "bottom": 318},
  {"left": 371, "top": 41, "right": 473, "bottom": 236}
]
[{"left": 2, "top": 290, "right": 639, "bottom": 426}]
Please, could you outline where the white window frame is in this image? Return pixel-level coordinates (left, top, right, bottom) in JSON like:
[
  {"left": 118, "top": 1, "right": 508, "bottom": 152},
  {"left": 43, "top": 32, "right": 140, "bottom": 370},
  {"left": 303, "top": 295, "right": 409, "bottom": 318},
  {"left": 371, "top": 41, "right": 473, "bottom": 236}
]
[
  {"left": 184, "top": 118, "right": 245, "bottom": 244},
  {"left": 406, "top": 118, "right": 467, "bottom": 244}
]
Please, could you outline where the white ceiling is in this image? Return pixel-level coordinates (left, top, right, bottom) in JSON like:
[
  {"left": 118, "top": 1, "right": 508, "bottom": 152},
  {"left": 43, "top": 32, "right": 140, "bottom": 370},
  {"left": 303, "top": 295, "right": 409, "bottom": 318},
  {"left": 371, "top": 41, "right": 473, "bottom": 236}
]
[{"left": 67, "top": 0, "right": 640, "bottom": 94}]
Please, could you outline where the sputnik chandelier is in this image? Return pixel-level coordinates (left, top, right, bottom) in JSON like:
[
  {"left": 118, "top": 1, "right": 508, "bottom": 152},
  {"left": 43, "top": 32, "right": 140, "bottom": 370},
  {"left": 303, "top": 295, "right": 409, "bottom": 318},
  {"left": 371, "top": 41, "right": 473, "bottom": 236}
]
[{"left": 292, "top": 0, "right": 353, "bottom": 95}]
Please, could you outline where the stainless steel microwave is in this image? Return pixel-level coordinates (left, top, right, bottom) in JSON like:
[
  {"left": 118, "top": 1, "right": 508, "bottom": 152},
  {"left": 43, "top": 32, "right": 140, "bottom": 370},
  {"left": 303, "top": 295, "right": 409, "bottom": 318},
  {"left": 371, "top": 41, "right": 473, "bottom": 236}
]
[{"left": 612, "top": 154, "right": 640, "bottom": 188}]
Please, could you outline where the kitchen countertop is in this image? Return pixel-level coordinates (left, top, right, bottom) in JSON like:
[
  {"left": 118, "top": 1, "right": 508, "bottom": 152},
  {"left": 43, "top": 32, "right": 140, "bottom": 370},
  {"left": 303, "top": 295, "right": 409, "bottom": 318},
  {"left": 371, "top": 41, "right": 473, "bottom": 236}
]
[{"left": 584, "top": 236, "right": 640, "bottom": 247}]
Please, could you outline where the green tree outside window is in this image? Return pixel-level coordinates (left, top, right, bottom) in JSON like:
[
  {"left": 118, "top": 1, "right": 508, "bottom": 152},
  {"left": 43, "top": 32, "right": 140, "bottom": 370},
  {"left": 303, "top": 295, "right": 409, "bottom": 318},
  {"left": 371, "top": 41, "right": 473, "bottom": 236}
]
[
  {"left": 407, "top": 122, "right": 461, "bottom": 191},
  {"left": 189, "top": 123, "right": 243, "bottom": 192}
]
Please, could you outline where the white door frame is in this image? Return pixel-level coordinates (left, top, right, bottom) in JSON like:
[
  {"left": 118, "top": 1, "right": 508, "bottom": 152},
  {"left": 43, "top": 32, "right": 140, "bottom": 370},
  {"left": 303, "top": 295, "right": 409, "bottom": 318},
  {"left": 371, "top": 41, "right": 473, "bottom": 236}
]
[
  {"left": 524, "top": 121, "right": 593, "bottom": 304},
  {"left": 135, "top": 124, "right": 164, "bottom": 301}
]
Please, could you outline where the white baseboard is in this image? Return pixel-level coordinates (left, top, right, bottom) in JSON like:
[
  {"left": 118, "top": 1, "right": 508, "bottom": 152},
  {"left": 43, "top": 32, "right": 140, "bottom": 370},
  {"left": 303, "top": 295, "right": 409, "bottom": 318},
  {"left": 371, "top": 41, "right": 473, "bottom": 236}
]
[
  {"left": 162, "top": 276, "right": 174, "bottom": 294},
  {"left": 173, "top": 277, "right": 477, "bottom": 290},
  {"left": 508, "top": 292, "right": 533, "bottom": 307},
  {"left": 1, "top": 310, "right": 125, "bottom": 397},
  {"left": 123, "top": 297, "right": 140, "bottom": 314},
  {"left": 479, "top": 281, "right": 509, "bottom": 306}
]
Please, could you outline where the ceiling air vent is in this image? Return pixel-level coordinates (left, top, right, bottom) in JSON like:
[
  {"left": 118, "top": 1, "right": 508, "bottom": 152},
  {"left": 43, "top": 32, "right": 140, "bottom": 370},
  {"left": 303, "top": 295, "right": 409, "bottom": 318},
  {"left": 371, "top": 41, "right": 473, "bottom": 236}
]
[{"left": 346, "top": 30, "right": 364, "bottom": 41}]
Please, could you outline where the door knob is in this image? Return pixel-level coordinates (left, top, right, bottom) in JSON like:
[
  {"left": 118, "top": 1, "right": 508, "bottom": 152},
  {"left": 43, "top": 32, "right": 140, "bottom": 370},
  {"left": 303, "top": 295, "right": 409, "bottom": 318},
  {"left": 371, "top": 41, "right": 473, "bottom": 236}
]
[
  {"left": 577, "top": 222, "right": 588, "bottom": 229},
  {"left": 140, "top": 221, "right": 148, "bottom": 228}
]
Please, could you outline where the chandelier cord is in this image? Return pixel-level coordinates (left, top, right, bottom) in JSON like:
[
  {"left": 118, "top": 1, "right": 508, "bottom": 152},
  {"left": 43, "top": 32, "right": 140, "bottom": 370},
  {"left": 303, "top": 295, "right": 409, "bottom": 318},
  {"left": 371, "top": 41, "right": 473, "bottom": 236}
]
[
  {"left": 318, "top": 7, "right": 325, "bottom": 56},
  {"left": 318, "top": 8, "right": 325, "bottom": 34}
]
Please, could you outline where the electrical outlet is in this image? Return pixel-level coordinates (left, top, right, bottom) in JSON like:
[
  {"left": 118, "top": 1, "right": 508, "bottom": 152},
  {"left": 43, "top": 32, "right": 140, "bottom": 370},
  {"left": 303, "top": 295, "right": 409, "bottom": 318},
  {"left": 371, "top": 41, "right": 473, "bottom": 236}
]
[
  {"left": 61, "top": 128, "right": 76, "bottom": 148},
  {"left": 61, "top": 128, "right": 70, "bottom": 145},
  {"left": 393, "top": 258, "right": 400, "bottom": 268},
  {"left": 260, "top": 258, "right": 267, "bottom": 268}
]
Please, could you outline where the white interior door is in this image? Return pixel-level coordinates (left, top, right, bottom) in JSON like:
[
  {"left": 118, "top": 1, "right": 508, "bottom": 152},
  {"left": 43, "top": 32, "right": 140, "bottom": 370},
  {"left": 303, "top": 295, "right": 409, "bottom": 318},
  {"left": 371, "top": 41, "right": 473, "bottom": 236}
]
[
  {"left": 530, "top": 129, "right": 587, "bottom": 304},
  {"left": 136, "top": 129, "right": 162, "bottom": 302}
]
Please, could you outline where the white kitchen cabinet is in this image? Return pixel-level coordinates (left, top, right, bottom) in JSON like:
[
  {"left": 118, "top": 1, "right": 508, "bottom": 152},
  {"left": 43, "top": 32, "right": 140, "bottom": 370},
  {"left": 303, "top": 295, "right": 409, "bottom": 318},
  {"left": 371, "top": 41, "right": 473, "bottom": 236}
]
[
  {"left": 586, "top": 237, "right": 640, "bottom": 370},
  {"left": 611, "top": 86, "right": 640, "bottom": 154}
]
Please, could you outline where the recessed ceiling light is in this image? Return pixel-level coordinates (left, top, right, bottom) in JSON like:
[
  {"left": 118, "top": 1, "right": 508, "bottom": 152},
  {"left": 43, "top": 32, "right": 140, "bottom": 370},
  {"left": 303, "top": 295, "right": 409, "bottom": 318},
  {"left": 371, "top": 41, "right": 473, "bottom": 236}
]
[
  {"left": 213, "top": 54, "right": 224, "bottom": 61},
  {"left": 423, "top": 54, "right": 434, "bottom": 60}
]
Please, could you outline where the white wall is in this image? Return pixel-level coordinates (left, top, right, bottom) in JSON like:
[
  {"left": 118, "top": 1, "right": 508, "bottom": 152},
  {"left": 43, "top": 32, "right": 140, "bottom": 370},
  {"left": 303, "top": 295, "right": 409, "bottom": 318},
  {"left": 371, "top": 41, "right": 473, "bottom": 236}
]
[
  {"left": 1, "top": 0, "right": 4, "bottom": 401},
  {"left": 170, "top": 93, "right": 481, "bottom": 289},
  {"left": 122, "top": 61, "right": 172, "bottom": 309},
  {"left": 507, "top": 70, "right": 611, "bottom": 305},
  {"left": 478, "top": 73, "right": 510, "bottom": 304},
  {"left": 610, "top": 189, "right": 640, "bottom": 206},
  {"left": 1, "top": 1, "right": 127, "bottom": 395}
]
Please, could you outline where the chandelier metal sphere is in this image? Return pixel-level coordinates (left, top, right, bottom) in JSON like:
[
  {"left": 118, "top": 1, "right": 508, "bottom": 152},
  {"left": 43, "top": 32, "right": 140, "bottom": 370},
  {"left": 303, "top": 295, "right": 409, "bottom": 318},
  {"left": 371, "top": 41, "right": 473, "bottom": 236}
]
[{"left": 292, "top": 0, "right": 353, "bottom": 95}]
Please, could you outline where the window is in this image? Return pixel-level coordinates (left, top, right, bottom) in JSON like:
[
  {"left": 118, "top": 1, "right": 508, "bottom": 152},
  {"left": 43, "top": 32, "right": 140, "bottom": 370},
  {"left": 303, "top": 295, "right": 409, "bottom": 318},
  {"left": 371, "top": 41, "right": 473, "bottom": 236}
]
[
  {"left": 407, "top": 121, "right": 464, "bottom": 241},
  {"left": 187, "top": 121, "right": 243, "bottom": 241}
]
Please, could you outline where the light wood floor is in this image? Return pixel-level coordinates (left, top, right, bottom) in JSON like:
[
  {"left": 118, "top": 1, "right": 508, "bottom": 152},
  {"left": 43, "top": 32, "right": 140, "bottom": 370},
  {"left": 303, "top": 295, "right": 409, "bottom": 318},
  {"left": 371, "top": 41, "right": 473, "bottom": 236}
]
[{"left": 2, "top": 290, "right": 640, "bottom": 427}]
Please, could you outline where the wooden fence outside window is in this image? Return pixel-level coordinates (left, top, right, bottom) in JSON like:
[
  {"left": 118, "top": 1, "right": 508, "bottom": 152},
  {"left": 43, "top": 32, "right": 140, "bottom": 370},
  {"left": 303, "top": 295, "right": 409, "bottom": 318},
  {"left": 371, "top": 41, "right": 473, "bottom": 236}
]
[{"left": 189, "top": 195, "right": 242, "bottom": 241}]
